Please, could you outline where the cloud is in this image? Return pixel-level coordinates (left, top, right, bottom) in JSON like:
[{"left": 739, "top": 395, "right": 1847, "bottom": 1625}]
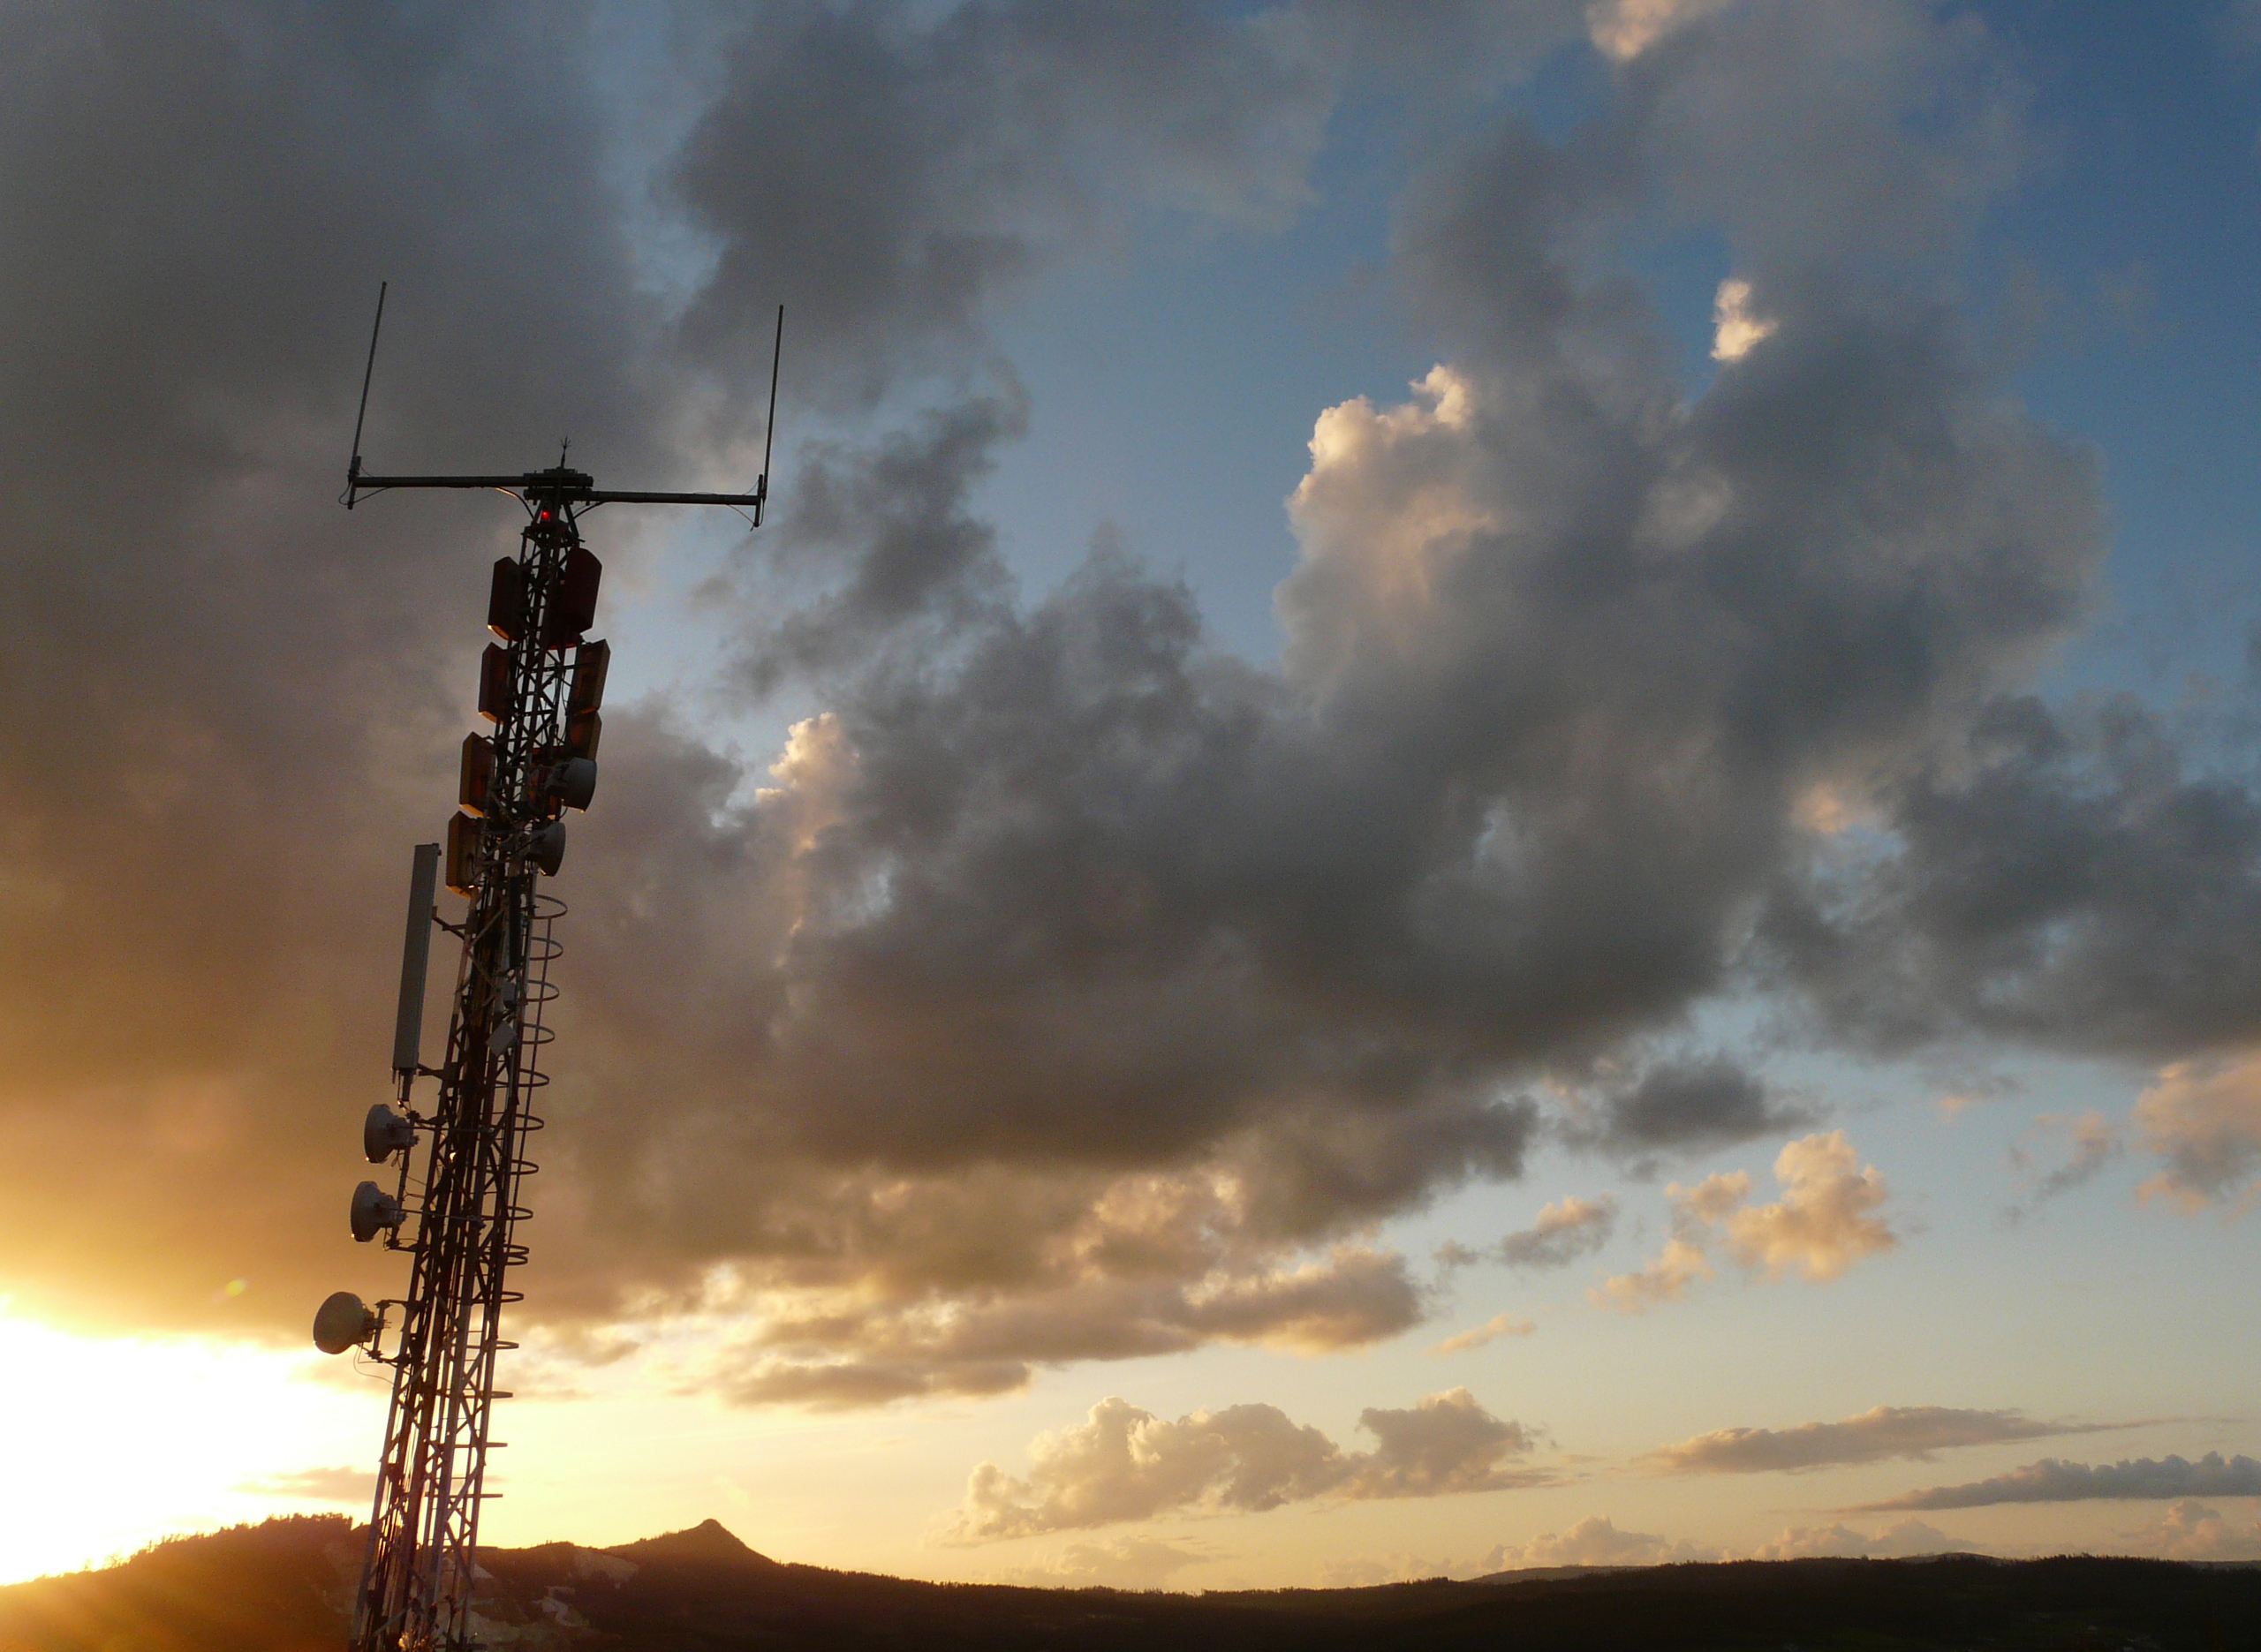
[
  {"left": 2117, "top": 1500, "right": 2261, "bottom": 1563},
  {"left": 1708, "top": 1132, "right": 1894, "bottom": 1281},
  {"left": 940, "top": 1399, "right": 1340, "bottom": 1542},
  {"left": 1935, "top": 1072, "right": 2022, "bottom": 1118},
  {"left": 1318, "top": 1552, "right": 1448, "bottom": 1588},
  {"left": 935, "top": 1388, "right": 1543, "bottom": 1543},
  {"left": 1763, "top": 695, "right": 2261, "bottom": 1065},
  {"left": 1592, "top": 1131, "right": 1892, "bottom": 1311},
  {"left": 1751, "top": 1520, "right": 1973, "bottom": 1559},
  {"left": 1651, "top": 1406, "right": 2116, "bottom": 1474},
  {"left": 1431, "top": 1311, "right": 1538, "bottom": 1354},
  {"left": 2005, "top": 1109, "right": 2123, "bottom": 1219},
  {"left": 1480, "top": 1515, "right": 1716, "bottom": 1571},
  {"left": 1585, "top": 0, "right": 1736, "bottom": 62},
  {"left": 1710, "top": 276, "right": 1776, "bottom": 362},
  {"left": 1860, "top": 1452, "right": 2261, "bottom": 1511},
  {"left": 2134, "top": 1056, "right": 2261, "bottom": 1211},
  {"left": 1345, "top": 1389, "right": 1544, "bottom": 1498},
  {"left": 1456, "top": 1194, "right": 1616, "bottom": 1271},
  {"left": 0, "top": 0, "right": 709, "bottom": 1340},
  {"left": 0, "top": 0, "right": 1542, "bottom": 1350},
  {"left": 8, "top": 0, "right": 2242, "bottom": 1430},
  {"left": 993, "top": 1535, "right": 1214, "bottom": 1590},
  {"left": 699, "top": 1241, "right": 1429, "bottom": 1408},
  {"left": 1569, "top": 1059, "right": 1810, "bottom": 1162},
  {"left": 573, "top": 1, "right": 2091, "bottom": 1394},
  {"left": 669, "top": 0, "right": 1355, "bottom": 404},
  {"left": 1591, "top": 1238, "right": 1713, "bottom": 1313},
  {"left": 236, "top": 1466, "right": 370, "bottom": 1503}
]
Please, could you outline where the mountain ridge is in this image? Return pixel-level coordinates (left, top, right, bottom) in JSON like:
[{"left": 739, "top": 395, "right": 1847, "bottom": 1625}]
[{"left": 3, "top": 1513, "right": 2257, "bottom": 1650}]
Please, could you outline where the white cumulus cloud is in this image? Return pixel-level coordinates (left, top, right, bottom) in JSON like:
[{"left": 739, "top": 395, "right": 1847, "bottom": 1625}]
[
  {"left": 1707, "top": 1131, "right": 1895, "bottom": 1281},
  {"left": 1482, "top": 1514, "right": 1717, "bottom": 1571},
  {"left": 1710, "top": 276, "right": 1776, "bottom": 361},
  {"left": 992, "top": 1534, "right": 1215, "bottom": 1590},
  {"left": 1592, "top": 1132, "right": 1894, "bottom": 1312},
  {"left": 2119, "top": 1499, "right": 2261, "bottom": 1563},
  {"left": 936, "top": 1388, "right": 1546, "bottom": 1543},
  {"left": 1591, "top": 1237, "right": 1714, "bottom": 1314},
  {"left": 1752, "top": 1519, "right": 1973, "bottom": 1559}
]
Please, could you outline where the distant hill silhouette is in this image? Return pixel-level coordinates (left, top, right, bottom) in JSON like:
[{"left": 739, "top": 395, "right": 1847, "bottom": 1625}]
[
  {"left": 603, "top": 1517, "right": 779, "bottom": 1570},
  {"left": 3, "top": 1514, "right": 2257, "bottom": 1650},
  {"left": 0, "top": 1514, "right": 352, "bottom": 1652}
]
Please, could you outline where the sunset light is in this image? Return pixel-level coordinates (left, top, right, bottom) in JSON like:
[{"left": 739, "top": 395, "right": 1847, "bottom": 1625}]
[
  {"left": 3, "top": 2, "right": 2260, "bottom": 1645},
  {"left": 0, "top": 1308, "right": 379, "bottom": 1586}
]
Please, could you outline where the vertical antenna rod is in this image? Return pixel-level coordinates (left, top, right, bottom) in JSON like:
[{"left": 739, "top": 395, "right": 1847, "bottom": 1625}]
[
  {"left": 758, "top": 304, "right": 783, "bottom": 525},
  {"left": 346, "top": 281, "right": 388, "bottom": 509}
]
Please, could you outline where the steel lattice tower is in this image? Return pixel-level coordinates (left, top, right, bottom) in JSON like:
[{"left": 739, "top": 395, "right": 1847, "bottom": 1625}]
[{"left": 313, "top": 289, "right": 778, "bottom": 1652}]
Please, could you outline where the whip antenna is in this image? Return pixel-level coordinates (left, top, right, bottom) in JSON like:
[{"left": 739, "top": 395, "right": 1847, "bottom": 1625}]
[
  {"left": 345, "top": 280, "right": 388, "bottom": 509},
  {"left": 757, "top": 303, "right": 783, "bottom": 526}
]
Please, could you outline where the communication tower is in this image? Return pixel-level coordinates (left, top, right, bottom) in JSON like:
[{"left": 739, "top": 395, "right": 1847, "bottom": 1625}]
[{"left": 312, "top": 285, "right": 782, "bottom": 1652}]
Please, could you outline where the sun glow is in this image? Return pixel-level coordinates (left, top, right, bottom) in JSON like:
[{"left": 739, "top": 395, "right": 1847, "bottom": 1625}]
[{"left": 0, "top": 1306, "right": 386, "bottom": 1585}]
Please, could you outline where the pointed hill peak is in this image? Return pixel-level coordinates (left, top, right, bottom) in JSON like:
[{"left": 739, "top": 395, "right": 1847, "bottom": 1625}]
[{"left": 605, "top": 1518, "right": 777, "bottom": 1568}]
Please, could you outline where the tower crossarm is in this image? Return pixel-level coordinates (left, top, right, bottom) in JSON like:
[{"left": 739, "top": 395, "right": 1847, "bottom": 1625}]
[{"left": 345, "top": 464, "right": 768, "bottom": 512}]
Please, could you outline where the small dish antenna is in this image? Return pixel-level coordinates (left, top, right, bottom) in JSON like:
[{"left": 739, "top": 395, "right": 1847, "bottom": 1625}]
[
  {"left": 364, "top": 1104, "right": 416, "bottom": 1165},
  {"left": 314, "top": 1291, "right": 381, "bottom": 1356},
  {"left": 351, "top": 1181, "right": 407, "bottom": 1244},
  {"left": 527, "top": 818, "right": 567, "bottom": 877}
]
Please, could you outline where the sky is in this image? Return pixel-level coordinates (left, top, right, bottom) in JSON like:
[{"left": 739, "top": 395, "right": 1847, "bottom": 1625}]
[{"left": 2, "top": 0, "right": 2260, "bottom": 1594}]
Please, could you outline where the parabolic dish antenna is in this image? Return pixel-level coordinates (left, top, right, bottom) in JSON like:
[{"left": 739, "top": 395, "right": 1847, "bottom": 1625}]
[
  {"left": 351, "top": 1180, "right": 406, "bottom": 1244},
  {"left": 314, "top": 1290, "right": 379, "bottom": 1356},
  {"left": 364, "top": 1102, "right": 415, "bottom": 1164}
]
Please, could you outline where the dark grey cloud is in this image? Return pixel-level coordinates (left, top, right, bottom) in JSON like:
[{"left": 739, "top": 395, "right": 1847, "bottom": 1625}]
[
  {"left": 1861, "top": 1452, "right": 2261, "bottom": 1512},
  {"left": 1, "top": 0, "right": 2251, "bottom": 1422},
  {"left": 541, "top": 0, "right": 2113, "bottom": 1395},
  {"left": 702, "top": 1243, "right": 1428, "bottom": 1407},
  {"left": 437, "top": 0, "right": 2138, "bottom": 1393},
  {"left": 731, "top": 388, "right": 1027, "bottom": 695},
  {"left": 0, "top": 0, "right": 1473, "bottom": 1354},
  {"left": 1568, "top": 1059, "right": 1811, "bottom": 1162},
  {"left": 1763, "top": 695, "right": 2261, "bottom": 1060},
  {"left": 669, "top": 0, "right": 1359, "bottom": 405},
  {"left": 0, "top": 0, "right": 670, "bottom": 1332},
  {"left": 2003, "top": 1109, "right": 2123, "bottom": 1224},
  {"left": 1445, "top": 1194, "right": 1617, "bottom": 1271},
  {"left": 1649, "top": 1406, "right": 2123, "bottom": 1475}
]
